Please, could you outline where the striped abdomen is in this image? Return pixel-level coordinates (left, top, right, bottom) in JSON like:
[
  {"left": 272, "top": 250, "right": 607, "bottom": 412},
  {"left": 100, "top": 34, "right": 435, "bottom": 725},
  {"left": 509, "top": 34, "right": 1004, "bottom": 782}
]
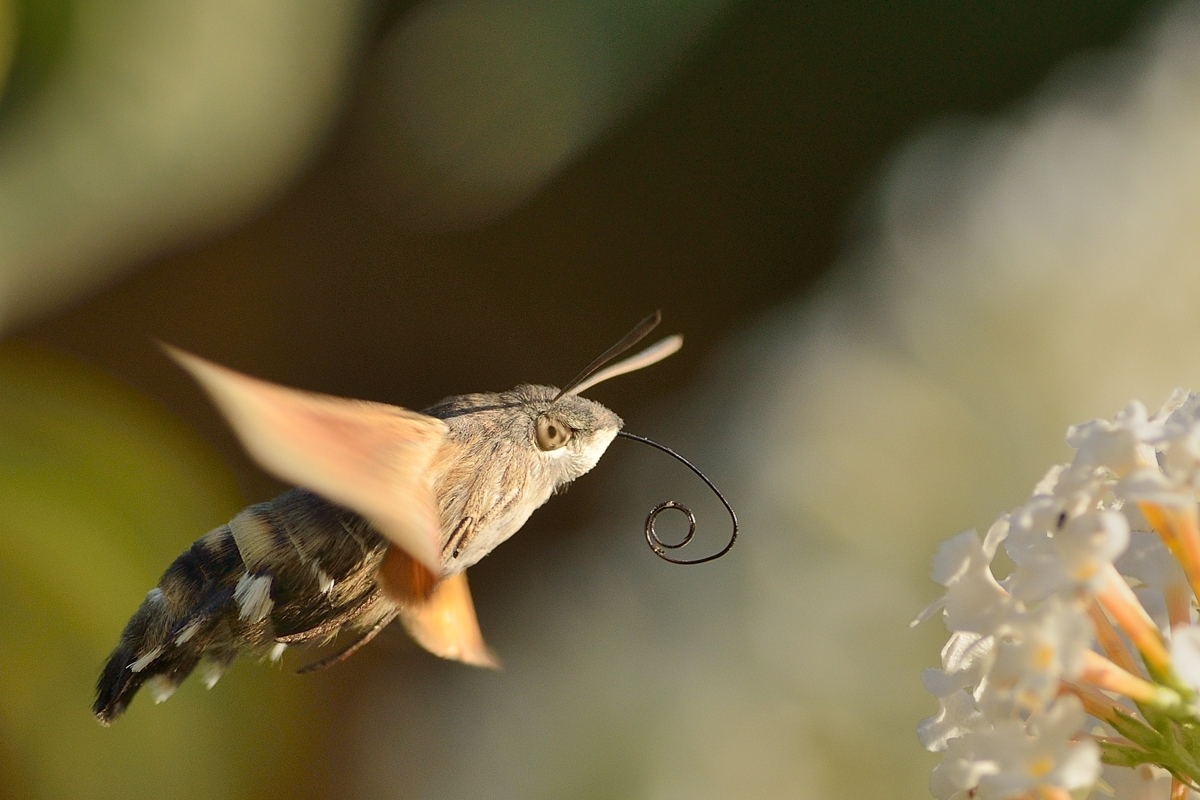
[{"left": 93, "top": 488, "right": 393, "bottom": 725}]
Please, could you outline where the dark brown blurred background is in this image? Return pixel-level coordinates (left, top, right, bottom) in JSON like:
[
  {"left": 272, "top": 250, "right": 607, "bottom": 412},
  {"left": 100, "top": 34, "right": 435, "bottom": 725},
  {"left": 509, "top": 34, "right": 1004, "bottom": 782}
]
[{"left": 19, "top": 0, "right": 1162, "bottom": 523}]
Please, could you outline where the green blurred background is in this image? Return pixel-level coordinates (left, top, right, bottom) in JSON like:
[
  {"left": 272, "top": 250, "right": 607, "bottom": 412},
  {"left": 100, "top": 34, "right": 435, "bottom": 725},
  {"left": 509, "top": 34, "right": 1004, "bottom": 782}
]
[{"left": 0, "top": 0, "right": 1175, "bottom": 797}]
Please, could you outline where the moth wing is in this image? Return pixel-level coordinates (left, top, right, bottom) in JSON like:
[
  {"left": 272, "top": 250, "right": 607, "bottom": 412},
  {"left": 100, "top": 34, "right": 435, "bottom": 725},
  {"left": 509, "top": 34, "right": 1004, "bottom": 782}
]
[
  {"left": 165, "top": 346, "right": 447, "bottom": 572},
  {"left": 400, "top": 572, "right": 499, "bottom": 669},
  {"left": 379, "top": 546, "right": 498, "bottom": 668}
]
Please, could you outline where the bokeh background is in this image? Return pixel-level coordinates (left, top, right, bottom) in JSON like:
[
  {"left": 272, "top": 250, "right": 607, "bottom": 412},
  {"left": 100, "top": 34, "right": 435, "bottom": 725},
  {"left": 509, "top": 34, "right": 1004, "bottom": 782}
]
[{"left": 1, "top": 0, "right": 1196, "bottom": 797}]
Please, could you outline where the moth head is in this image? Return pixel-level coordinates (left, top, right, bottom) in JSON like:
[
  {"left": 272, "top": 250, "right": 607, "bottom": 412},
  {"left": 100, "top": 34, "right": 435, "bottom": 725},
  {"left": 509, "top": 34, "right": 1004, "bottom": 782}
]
[
  {"left": 534, "top": 397, "right": 622, "bottom": 454},
  {"left": 427, "top": 312, "right": 680, "bottom": 486},
  {"left": 523, "top": 388, "right": 623, "bottom": 481},
  {"left": 531, "top": 310, "right": 682, "bottom": 479}
]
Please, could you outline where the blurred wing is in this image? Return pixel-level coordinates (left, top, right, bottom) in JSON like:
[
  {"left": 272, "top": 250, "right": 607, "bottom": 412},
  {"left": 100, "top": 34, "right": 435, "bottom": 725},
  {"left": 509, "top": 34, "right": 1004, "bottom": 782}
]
[
  {"left": 380, "top": 545, "right": 498, "bottom": 668},
  {"left": 164, "top": 346, "right": 447, "bottom": 572}
]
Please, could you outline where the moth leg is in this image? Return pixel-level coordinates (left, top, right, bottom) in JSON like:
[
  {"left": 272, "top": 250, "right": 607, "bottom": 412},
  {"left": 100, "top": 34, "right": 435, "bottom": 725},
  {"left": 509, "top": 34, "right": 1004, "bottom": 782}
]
[
  {"left": 295, "top": 609, "right": 399, "bottom": 674},
  {"left": 445, "top": 516, "right": 476, "bottom": 560},
  {"left": 273, "top": 588, "right": 386, "bottom": 644}
]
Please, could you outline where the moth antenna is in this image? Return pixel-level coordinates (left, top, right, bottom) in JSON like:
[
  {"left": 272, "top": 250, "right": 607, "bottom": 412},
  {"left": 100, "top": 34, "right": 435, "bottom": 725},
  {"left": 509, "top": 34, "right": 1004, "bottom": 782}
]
[
  {"left": 615, "top": 431, "right": 738, "bottom": 565},
  {"left": 564, "top": 335, "right": 682, "bottom": 398},
  {"left": 555, "top": 311, "right": 674, "bottom": 401}
]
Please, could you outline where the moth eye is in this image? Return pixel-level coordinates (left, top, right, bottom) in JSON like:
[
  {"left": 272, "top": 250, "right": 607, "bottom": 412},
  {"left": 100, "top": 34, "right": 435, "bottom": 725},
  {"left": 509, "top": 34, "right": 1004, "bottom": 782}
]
[{"left": 536, "top": 415, "right": 573, "bottom": 451}]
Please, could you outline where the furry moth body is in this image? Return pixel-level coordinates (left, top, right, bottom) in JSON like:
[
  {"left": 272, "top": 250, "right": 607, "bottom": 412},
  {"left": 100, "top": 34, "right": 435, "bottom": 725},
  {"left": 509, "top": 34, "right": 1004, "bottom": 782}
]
[{"left": 94, "top": 314, "right": 681, "bottom": 724}]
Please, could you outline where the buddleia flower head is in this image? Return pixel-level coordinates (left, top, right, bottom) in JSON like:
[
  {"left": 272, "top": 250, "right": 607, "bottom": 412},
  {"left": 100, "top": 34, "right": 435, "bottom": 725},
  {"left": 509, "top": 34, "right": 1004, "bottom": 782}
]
[{"left": 917, "top": 390, "right": 1200, "bottom": 800}]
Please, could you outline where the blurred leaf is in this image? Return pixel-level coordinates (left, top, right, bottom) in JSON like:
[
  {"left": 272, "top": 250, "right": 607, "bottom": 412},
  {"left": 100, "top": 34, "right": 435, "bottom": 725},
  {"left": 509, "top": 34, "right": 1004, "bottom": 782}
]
[
  {"left": 0, "top": 0, "right": 365, "bottom": 335},
  {"left": 0, "top": 341, "right": 319, "bottom": 800},
  {"left": 0, "top": 0, "right": 71, "bottom": 111},
  {"left": 0, "top": 0, "right": 18, "bottom": 103}
]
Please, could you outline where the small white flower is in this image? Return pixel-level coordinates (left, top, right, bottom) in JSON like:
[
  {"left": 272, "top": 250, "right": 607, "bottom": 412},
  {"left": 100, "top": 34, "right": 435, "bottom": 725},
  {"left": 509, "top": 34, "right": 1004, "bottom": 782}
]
[
  {"left": 1153, "top": 388, "right": 1194, "bottom": 424},
  {"left": 928, "top": 696, "right": 1099, "bottom": 800},
  {"left": 982, "top": 515, "right": 1012, "bottom": 558},
  {"left": 975, "top": 695, "right": 1099, "bottom": 800},
  {"left": 929, "top": 530, "right": 1011, "bottom": 635},
  {"left": 978, "top": 599, "right": 1092, "bottom": 717},
  {"left": 1146, "top": 390, "right": 1200, "bottom": 487},
  {"left": 1067, "top": 402, "right": 1158, "bottom": 478},
  {"left": 1116, "top": 466, "right": 1195, "bottom": 509},
  {"left": 918, "top": 689, "right": 989, "bottom": 753},
  {"left": 1007, "top": 463, "right": 1108, "bottom": 547},
  {"left": 1161, "top": 431, "right": 1200, "bottom": 488},
  {"left": 922, "top": 631, "right": 996, "bottom": 698},
  {"left": 1007, "top": 510, "right": 1130, "bottom": 603},
  {"left": 1159, "top": 390, "right": 1200, "bottom": 437},
  {"left": 1170, "top": 625, "right": 1200, "bottom": 692},
  {"left": 1008, "top": 494, "right": 1063, "bottom": 544},
  {"left": 929, "top": 732, "right": 997, "bottom": 800},
  {"left": 1031, "top": 464, "right": 1066, "bottom": 497}
]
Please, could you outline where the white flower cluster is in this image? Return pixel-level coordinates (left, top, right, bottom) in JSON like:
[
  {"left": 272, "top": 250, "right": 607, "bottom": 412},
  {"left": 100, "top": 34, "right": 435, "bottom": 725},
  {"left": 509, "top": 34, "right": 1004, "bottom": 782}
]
[{"left": 919, "top": 389, "right": 1200, "bottom": 800}]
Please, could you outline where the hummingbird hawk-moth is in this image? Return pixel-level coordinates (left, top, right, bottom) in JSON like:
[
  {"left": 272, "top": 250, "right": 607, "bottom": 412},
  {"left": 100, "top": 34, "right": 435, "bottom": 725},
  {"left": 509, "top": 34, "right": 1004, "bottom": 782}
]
[{"left": 93, "top": 312, "right": 731, "bottom": 725}]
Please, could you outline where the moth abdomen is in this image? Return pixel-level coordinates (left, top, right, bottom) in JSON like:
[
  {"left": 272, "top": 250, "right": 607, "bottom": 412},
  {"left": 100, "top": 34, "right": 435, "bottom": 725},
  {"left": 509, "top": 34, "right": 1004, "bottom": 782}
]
[
  {"left": 94, "top": 489, "right": 392, "bottom": 725},
  {"left": 93, "top": 530, "right": 239, "bottom": 725}
]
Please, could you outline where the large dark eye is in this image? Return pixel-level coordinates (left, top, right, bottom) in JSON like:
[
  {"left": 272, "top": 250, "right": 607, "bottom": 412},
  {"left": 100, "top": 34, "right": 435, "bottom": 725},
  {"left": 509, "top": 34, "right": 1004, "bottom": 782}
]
[{"left": 536, "top": 415, "right": 573, "bottom": 451}]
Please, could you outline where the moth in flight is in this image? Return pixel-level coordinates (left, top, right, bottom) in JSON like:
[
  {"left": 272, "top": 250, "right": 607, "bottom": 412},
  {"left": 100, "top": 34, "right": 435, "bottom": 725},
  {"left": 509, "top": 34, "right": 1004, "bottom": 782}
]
[{"left": 94, "top": 312, "right": 732, "bottom": 725}]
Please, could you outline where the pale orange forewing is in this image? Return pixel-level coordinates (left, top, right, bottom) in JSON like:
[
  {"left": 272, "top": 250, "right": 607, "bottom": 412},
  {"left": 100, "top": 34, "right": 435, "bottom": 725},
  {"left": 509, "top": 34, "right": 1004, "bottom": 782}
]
[{"left": 165, "top": 346, "right": 447, "bottom": 572}]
